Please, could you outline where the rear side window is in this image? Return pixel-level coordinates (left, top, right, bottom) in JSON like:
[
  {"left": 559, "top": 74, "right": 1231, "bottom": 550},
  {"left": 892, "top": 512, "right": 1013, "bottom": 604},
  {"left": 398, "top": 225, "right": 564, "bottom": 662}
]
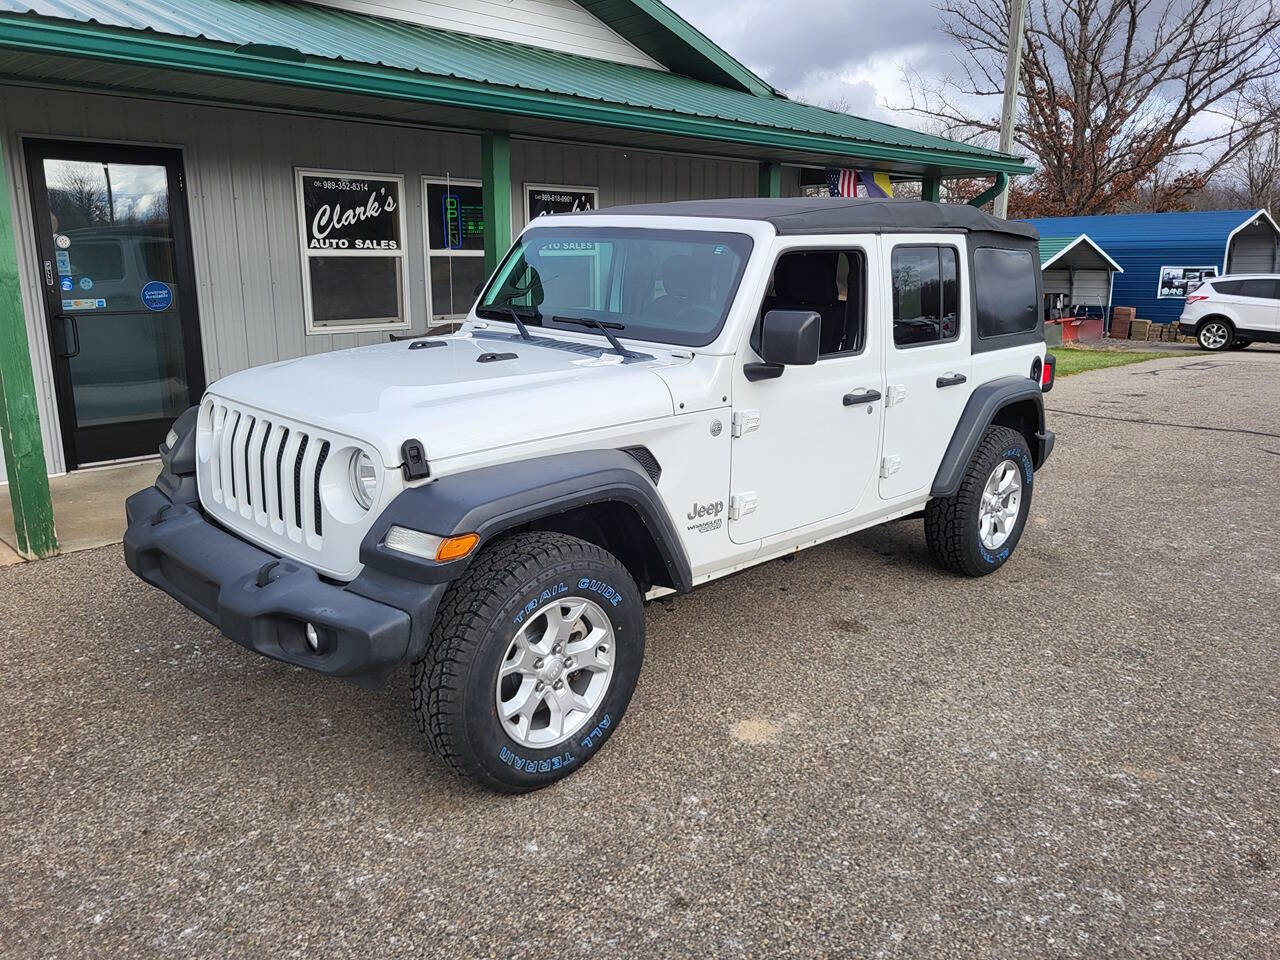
[
  {"left": 1213, "top": 279, "right": 1280, "bottom": 298},
  {"left": 891, "top": 246, "right": 959, "bottom": 347},
  {"left": 1239, "top": 279, "right": 1280, "bottom": 299},
  {"left": 974, "top": 247, "right": 1038, "bottom": 338}
]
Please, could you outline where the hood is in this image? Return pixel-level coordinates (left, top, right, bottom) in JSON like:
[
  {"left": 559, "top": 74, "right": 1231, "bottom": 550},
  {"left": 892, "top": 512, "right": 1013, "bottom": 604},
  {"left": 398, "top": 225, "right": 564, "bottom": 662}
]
[{"left": 207, "top": 332, "right": 677, "bottom": 466}]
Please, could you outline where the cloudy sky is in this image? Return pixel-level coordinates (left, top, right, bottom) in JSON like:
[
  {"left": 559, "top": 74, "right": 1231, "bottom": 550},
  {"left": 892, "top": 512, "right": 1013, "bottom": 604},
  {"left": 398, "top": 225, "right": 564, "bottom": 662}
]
[{"left": 664, "top": 0, "right": 962, "bottom": 124}]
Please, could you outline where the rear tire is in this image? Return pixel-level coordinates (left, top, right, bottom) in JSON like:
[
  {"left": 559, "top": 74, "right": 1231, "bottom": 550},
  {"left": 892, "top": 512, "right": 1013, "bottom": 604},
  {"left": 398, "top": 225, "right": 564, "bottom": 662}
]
[
  {"left": 924, "top": 425, "right": 1034, "bottom": 577},
  {"left": 1197, "top": 319, "right": 1233, "bottom": 351},
  {"left": 411, "top": 531, "right": 644, "bottom": 793}
]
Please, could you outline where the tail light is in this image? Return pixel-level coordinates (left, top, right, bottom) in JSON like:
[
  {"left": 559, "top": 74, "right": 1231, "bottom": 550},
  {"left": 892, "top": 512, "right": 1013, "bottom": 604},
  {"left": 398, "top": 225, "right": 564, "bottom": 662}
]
[
  {"left": 1185, "top": 294, "right": 1209, "bottom": 303},
  {"left": 1040, "top": 353, "right": 1056, "bottom": 392}
]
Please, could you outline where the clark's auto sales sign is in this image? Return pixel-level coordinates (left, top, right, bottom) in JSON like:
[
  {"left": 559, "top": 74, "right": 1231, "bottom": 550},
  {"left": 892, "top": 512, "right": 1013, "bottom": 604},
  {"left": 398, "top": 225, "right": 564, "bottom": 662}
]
[{"left": 301, "top": 173, "right": 402, "bottom": 251}]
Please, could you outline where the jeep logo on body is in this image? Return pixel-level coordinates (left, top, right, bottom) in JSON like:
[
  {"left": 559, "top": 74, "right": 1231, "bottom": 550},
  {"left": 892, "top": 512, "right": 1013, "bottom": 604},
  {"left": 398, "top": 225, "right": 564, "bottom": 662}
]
[{"left": 687, "top": 500, "right": 724, "bottom": 521}]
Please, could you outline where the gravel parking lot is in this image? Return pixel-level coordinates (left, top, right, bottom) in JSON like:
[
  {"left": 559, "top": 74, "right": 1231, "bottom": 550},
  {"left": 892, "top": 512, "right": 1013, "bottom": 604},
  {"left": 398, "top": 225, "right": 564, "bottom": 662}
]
[{"left": 2, "top": 349, "right": 1278, "bottom": 959}]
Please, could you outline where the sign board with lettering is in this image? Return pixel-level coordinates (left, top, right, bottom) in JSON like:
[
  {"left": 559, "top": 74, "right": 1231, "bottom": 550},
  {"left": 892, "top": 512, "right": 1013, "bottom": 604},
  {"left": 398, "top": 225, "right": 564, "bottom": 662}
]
[
  {"left": 299, "top": 171, "right": 404, "bottom": 252},
  {"left": 1156, "top": 265, "right": 1219, "bottom": 299},
  {"left": 295, "top": 168, "right": 409, "bottom": 334},
  {"left": 425, "top": 181, "right": 485, "bottom": 252},
  {"left": 526, "top": 184, "right": 598, "bottom": 221}
]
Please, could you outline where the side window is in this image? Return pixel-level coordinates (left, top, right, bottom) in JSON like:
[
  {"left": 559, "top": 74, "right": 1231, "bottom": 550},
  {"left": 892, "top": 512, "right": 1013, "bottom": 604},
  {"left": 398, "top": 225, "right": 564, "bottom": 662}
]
[
  {"left": 973, "top": 247, "right": 1039, "bottom": 338},
  {"left": 1238, "top": 279, "right": 1276, "bottom": 299},
  {"left": 1212, "top": 279, "right": 1243, "bottom": 295},
  {"left": 891, "top": 246, "right": 959, "bottom": 347},
  {"left": 759, "top": 249, "right": 866, "bottom": 356}
]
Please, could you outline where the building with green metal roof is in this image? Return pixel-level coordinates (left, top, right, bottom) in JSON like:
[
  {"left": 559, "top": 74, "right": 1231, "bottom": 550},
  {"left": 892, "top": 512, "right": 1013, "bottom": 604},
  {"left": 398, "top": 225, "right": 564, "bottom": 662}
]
[{"left": 0, "top": 0, "right": 1032, "bottom": 557}]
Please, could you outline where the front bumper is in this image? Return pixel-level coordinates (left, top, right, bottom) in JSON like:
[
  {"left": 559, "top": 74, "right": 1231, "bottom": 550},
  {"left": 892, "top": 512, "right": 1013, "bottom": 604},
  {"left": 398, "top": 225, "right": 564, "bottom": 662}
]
[{"left": 124, "top": 484, "right": 444, "bottom": 684}]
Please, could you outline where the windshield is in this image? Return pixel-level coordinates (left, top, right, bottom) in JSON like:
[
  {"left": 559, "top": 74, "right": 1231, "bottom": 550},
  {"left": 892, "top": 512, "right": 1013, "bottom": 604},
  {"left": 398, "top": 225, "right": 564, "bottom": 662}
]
[{"left": 477, "top": 227, "right": 754, "bottom": 347}]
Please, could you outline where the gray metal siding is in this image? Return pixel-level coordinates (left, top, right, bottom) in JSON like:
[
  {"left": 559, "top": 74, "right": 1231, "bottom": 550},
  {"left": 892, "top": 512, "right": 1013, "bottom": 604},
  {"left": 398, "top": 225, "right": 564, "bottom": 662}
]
[
  {"left": 511, "top": 139, "right": 757, "bottom": 227},
  {"left": 1042, "top": 268, "right": 1111, "bottom": 306},
  {"left": 1043, "top": 269, "right": 1070, "bottom": 297},
  {"left": 1, "top": 85, "right": 759, "bottom": 474},
  {"left": 1072, "top": 269, "right": 1112, "bottom": 307},
  {"left": 1227, "top": 225, "right": 1280, "bottom": 273}
]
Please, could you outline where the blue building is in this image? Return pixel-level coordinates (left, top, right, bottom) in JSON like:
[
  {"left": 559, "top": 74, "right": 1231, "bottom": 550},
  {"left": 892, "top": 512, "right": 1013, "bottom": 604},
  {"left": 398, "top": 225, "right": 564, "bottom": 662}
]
[{"left": 1024, "top": 210, "right": 1280, "bottom": 325}]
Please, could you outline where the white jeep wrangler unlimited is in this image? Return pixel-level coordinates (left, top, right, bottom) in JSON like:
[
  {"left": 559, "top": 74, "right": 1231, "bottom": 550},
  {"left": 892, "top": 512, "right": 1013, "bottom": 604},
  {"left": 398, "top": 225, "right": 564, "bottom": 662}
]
[{"left": 125, "top": 198, "right": 1056, "bottom": 792}]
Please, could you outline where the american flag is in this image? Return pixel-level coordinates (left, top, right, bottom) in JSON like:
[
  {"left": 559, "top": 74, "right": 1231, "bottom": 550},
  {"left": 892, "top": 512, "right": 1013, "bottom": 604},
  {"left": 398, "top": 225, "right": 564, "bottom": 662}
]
[{"left": 826, "top": 168, "right": 859, "bottom": 197}]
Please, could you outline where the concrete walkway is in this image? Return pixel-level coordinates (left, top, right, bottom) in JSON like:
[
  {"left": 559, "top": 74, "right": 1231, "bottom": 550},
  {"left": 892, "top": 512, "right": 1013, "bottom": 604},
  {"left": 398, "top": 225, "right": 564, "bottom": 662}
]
[{"left": 0, "top": 459, "right": 159, "bottom": 562}]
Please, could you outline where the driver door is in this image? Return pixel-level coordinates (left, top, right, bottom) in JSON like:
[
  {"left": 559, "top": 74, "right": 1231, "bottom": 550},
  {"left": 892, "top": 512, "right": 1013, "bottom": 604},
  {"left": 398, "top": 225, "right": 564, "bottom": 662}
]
[{"left": 729, "top": 239, "right": 884, "bottom": 544}]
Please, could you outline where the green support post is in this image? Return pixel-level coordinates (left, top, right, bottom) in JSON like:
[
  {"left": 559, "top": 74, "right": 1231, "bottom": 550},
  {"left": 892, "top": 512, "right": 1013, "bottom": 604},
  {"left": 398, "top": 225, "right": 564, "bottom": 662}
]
[
  {"left": 481, "top": 131, "right": 512, "bottom": 276},
  {"left": 758, "top": 161, "right": 782, "bottom": 198},
  {"left": 0, "top": 134, "right": 56, "bottom": 559},
  {"left": 921, "top": 177, "right": 941, "bottom": 203}
]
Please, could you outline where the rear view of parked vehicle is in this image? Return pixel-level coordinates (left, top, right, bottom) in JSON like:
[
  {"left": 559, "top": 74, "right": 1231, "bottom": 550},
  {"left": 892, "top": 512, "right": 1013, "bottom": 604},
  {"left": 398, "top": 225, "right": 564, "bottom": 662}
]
[{"left": 1179, "top": 275, "right": 1280, "bottom": 350}]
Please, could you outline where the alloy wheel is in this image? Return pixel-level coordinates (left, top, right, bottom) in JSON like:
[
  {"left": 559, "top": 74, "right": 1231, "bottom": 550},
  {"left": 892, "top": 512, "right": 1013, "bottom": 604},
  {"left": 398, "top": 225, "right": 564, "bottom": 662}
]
[
  {"left": 979, "top": 459, "right": 1023, "bottom": 550},
  {"left": 1200, "top": 322, "right": 1230, "bottom": 350},
  {"left": 496, "top": 597, "right": 616, "bottom": 749}
]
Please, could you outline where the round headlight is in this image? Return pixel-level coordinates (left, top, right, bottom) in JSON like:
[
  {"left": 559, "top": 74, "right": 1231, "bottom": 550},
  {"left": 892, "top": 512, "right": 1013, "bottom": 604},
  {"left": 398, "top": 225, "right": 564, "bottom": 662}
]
[{"left": 349, "top": 450, "right": 378, "bottom": 510}]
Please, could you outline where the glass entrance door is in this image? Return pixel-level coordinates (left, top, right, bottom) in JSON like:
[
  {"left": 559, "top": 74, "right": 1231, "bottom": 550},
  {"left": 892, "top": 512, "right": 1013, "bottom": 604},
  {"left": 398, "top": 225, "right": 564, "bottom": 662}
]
[{"left": 25, "top": 140, "right": 205, "bottom": 468}]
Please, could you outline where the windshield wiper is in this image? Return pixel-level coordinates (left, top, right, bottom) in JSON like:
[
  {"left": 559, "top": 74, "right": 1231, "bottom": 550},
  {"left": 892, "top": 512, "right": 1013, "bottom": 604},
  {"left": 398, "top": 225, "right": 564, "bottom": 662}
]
[
  {"left": 475, "top": 302, "right": 535, "bottom": 341},
  {"left": 551, "top": 316, "right": 639, "bottom": 360}
]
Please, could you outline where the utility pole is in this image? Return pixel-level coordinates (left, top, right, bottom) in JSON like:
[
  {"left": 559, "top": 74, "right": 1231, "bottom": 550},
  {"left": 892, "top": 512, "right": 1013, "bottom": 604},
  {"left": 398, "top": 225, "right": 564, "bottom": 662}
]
[{"left": 994, "top": 0, "right": 1029, "bottom": 219}]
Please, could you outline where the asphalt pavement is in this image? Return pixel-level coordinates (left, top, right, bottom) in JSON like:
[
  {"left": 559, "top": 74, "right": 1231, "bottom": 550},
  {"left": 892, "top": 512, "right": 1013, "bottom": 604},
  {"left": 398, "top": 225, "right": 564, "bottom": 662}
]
[{"left": 2, "top": 349, "right": 1277, "bottom": 959}]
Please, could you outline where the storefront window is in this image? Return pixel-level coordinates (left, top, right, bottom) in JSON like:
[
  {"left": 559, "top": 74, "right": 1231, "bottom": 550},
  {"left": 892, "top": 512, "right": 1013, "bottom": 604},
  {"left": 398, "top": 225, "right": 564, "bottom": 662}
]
[
  {"left": 424, "top": 178, "right": 485, "bottom": 321},
  {"left": 296, "top": 169, "right": 408, "bottom": 333}
]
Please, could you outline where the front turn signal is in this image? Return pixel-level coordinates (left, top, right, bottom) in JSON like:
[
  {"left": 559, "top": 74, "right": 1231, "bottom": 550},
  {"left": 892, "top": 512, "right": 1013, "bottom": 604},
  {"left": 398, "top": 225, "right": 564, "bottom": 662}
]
[
  {"left": 385, "top": 527, "right": 481, "bottom": 563},
  {"left": 435, "top": 533, "right": 480, "bottom": 562}
]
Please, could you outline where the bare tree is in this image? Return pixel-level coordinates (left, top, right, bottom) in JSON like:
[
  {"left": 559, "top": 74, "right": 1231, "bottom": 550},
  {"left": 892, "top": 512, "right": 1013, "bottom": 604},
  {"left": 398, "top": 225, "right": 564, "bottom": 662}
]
[
  {"left": 901, "top": 0, "right": 1280, "bottom": 215},
  {"left": 1219, "top": 83, "right": 1280, "bottom": 210},
  {"left": 47, "top": 162, "right": 110, "bottom": 229}
]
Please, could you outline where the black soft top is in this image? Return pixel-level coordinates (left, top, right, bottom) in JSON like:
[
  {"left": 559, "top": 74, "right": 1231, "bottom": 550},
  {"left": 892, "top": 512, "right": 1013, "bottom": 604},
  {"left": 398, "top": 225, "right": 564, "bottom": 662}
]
[{"left": 577, "top": 197, "right": 1039, "bottom": 240}]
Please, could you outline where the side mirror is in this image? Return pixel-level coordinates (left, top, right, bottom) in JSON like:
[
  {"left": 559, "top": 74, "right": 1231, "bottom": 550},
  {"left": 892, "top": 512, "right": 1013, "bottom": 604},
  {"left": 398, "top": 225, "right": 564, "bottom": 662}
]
[{"left": 745, "top": 310, "right": 820, "bottom": 381}]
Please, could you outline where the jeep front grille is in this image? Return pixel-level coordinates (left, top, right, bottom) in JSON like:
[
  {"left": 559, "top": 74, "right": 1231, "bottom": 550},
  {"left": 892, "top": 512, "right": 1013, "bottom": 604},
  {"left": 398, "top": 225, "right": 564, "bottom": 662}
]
[{"left": 203, "top": 401, "right": 332, "bottom": 549}]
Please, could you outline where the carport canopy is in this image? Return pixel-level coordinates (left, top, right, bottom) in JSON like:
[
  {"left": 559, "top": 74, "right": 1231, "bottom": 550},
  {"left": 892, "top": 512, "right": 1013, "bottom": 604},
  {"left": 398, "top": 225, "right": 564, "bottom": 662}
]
[{"left": 1039, "top": 234, "right": 1124, "bottom": 273}]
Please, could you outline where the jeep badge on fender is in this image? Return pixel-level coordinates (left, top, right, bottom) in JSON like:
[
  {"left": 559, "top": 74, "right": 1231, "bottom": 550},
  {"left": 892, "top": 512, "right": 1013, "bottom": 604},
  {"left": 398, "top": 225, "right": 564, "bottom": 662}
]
[{"left": 123, "top": 198, "right": 1055, "bottom": 793}]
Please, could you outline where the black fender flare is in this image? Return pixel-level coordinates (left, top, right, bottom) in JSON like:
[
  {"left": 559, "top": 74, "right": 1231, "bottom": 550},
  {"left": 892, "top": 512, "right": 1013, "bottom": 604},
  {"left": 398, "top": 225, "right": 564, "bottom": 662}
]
[
  {"left": 358, "top": 449, "right": 693, "bottom": 592},
  {"left": 931, "top": 377, "right": 1047, "bottom": 498}
]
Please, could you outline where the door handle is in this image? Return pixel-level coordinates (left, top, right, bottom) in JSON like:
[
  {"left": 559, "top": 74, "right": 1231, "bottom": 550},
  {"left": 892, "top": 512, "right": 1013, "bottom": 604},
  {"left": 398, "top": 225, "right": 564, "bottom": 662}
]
[
  {"left": 843, "top": 388, "right": 881, "bottom": 406},
  {"left": 936, "top": 373, "right": 967, "bottom": 388},
  {"left": 54, "top": 314, "right": 81, "bottom": 359}
]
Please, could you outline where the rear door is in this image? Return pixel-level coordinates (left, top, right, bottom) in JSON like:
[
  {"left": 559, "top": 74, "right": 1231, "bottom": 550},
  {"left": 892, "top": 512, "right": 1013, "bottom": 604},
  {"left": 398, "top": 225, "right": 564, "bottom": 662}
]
[
  {"left": 878, "top": 234, "right": 972, "bottom": 500},
  {"left": 1237, "top": 279, "right": 1280, "bottom": 334}
]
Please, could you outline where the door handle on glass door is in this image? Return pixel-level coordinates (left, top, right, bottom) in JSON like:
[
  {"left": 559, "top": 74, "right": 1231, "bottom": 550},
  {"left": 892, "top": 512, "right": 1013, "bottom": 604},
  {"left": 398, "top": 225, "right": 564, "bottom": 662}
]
[
  {"left": 936, "top": 373, "right": 967, "bottom": 388},
  {"left": 55, "top": 314, "right": 81, "bottom": 359},
  {"left": 843, "top": 389, "right": 881, "bottom": 406}
]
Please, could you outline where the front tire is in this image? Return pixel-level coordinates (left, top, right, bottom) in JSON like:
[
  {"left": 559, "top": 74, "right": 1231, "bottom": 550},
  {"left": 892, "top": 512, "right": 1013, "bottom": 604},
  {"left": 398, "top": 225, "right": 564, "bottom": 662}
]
[
  {"left": 924, "top": 425, "right": 1034, "bottom": 577},
  {"left": 412, "top": 532, "right": 644, "bottom": 793},
  {"left": 1197, "top": 319, "right": 1233, "bottom": 351}
]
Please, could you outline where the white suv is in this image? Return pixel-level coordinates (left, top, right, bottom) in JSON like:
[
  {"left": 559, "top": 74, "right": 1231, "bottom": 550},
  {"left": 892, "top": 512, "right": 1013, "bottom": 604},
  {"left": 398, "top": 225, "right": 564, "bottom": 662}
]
[
  {"left": 1179, "top": 274, "right": 1280, "bottom": 350},
  {"left": 124, "top": 198, "right": 1056, "bottom": 792}
]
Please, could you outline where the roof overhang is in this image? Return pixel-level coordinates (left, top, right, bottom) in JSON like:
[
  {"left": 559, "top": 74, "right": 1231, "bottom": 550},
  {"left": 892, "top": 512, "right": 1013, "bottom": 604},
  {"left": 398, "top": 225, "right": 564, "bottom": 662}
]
[
  {"left": 578, "top": 0, "right": 776, "bottom": 96},
  {"left": 1041, "top": 234, "right": 1123, "bottom": 273},
  {"left": 0, "top": 12, "right": 1035, "bottom": 178},
  {"left": 1223, "top": 209, "right": 1280, "bottom": 272}
]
